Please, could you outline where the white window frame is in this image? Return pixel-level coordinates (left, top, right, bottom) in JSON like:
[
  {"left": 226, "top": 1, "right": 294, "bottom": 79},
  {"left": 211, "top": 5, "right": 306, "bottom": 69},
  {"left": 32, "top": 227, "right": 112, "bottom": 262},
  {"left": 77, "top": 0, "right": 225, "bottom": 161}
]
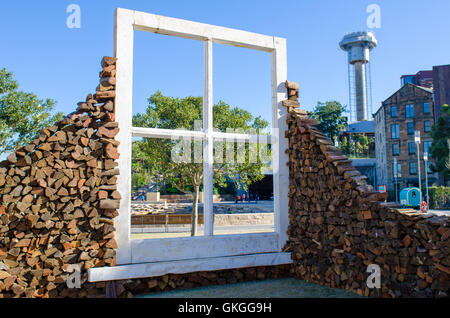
[{"left": 89, "top": 8, "right": 291, "bottom": 282}]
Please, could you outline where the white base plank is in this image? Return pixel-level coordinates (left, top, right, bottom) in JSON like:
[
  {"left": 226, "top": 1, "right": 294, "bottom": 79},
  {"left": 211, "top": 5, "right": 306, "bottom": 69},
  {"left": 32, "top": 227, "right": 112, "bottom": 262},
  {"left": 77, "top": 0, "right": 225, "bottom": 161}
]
[{"left": 88, "top": 252, "right": 292, "bottom": 282}]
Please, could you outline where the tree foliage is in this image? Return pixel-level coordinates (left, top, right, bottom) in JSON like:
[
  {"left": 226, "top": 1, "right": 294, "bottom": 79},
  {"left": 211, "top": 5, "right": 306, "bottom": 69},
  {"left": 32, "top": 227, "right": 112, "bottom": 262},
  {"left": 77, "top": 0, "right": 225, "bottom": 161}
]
[
  {"left": 308, "top": 101, "right": 347, "bottom": 142},
  {"left": 339, "top": 136, "right": 354, "bottom": 155},
  {"left": 0, "top": 68, "right": 64, "bottom": 153},
  {"left": 339, "top": 134, "right": 373, "bottom": 158},
  {"left": 132, "top": 91, "right": 271, "bottom": 235},
  {"left": 429, "top": 104, "right": 450, "bottom": 179}
]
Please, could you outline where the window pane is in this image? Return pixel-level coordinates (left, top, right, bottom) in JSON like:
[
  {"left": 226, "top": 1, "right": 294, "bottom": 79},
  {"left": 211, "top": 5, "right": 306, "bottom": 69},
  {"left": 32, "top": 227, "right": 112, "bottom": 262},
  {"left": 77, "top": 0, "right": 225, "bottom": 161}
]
[
  {"left": 213, "top": 43, "right": 272, "bottom": 129},
  {"left": 424, "top": 141, "right": 432, "bottom": 154},
  {"left": 131, "top": 137, "right": 204, "bottom": 239},
  {"left": 393, "top": 143, "right": 399, "bottom": 155},
  {"left": 394, "top": 163, "right": 402, "bottom": 178},
  {"left": 211, "top": 43, "right": 274, "bottom": 236},
  {"left": 410, "top": 162, "right": 416, "bottom": 174},
  {"left": 424, "top": 103, "right": 430, "bottom": 114},
  {"left": 212, "top": 140, "right": 274, "bottom": 235},
  {"left": 391, "top": 105, "right": 397, "bottom": 117},
  {"left": 391, "top": 124, "right": 399, "bottom": 138},
  {"left": 393, "top": 163, "right": 402, "bottom": 177},
  {"left": 132, "top": 30, "right": 203, "bottom": 131},
  {"left": 406, "top": 104, "right": 414, "bottom": 118},
  {"left": 407, "top": 122, "right": 414, "bottom": 134},
  {"left": 409, "top": 142, "right": 415, "bottom": 154}
]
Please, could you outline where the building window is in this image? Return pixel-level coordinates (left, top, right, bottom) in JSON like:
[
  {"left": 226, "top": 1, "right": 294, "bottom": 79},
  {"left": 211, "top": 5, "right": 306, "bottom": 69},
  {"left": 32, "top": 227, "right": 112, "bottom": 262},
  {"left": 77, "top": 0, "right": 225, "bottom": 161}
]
[
  {"left": 424, "top": 141, "right": 432, "bottom": 154},
  {"left": 407, "top": 122, "right": 414, "bottom": 135},
  {"left": 424, "top": 120, "right": 431, "bottom": 132},
  {"left": 393, "top": 163, "right": 402, "bottom": 178},
  {"left": 426, "top": 161, "right": 432, "bottom": 173},
  {"left": 408, "top": 142, "right": 415, "bottom": 154},
  {"left": 409, "top": 162, "right": 416, "bottom": 175},
  {"left": 405, "top": 104, "right": 414, "bottom": 118},
  {"left": 392, "top": 143, "right": 399, "bottom": 156},
  {"left": 401, "top": 76, "right": 415, "bottom": 86},
  {"left": 391, "top": 124, "right": 399, "bottom": 139},
  {"left": 423, "top": 102, "right": 430, "bottom": 114},
  {"left": 391, "top": 105, "right": 397, "bottom": 117}
]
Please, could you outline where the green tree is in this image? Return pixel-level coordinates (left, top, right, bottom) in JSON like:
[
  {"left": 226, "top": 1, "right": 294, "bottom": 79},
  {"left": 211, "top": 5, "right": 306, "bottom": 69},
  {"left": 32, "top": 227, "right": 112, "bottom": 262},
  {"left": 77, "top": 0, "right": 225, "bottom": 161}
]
[
  {"left": 429, "top": 104, "right": 450, "bottom": 180},
  {"left": 0, "top": 68, "right": 64, "bottom": 153},
  {"left": 308, "top": 101, "right": 347, "bottom": 142},
  {"left": 133, "top": 91, "right": 270, "bottom": 236},
  {"left": 339, "top": 136, "right": 355, "bottom": 156},
  {"left": 356, "top": 134, "right": 369, "bottom": 157}
]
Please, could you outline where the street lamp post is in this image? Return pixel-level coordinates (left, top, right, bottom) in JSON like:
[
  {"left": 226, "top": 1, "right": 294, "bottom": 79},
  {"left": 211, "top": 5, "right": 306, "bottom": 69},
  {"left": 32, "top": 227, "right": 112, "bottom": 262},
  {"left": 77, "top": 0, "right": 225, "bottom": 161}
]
[
  {"left": 415, "top": 131, "right": 422, "bottom": 206},
  {"left": 394, "top": 157, "right": 398, "bottom": 202},
  {"left": 424, "top": 152, "right": 429, "bottom": 212}
]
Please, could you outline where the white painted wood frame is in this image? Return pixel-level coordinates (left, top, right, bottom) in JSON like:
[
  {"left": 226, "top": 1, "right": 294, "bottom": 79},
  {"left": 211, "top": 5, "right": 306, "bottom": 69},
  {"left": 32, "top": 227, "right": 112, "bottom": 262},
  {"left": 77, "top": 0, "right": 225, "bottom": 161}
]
[{"left": 89, "top": 8, "right": 290, "bottom": 282}]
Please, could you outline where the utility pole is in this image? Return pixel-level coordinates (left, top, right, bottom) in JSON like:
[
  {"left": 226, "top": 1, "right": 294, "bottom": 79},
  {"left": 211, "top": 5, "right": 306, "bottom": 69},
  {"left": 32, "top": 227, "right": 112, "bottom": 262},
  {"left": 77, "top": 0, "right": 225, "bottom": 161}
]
[
  {"left": 424, "top": 152, "right": 429, "bottom": 212},
  {"left": 415, "top": 131, "right": 422, "bottom": 206},
  {"left": 394, "top": 157, "right": 398, "bottom": 202}
]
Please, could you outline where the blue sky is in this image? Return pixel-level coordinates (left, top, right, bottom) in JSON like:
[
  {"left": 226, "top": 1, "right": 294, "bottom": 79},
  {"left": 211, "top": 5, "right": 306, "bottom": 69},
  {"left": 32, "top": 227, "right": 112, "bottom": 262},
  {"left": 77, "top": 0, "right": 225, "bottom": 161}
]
[{"left": 1, "top": 0, "right": 449, "bottom": 126}]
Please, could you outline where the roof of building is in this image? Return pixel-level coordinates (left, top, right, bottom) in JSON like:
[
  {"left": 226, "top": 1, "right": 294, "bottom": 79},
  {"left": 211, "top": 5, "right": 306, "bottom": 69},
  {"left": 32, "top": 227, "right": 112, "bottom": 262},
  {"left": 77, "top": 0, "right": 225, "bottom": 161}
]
[
  {"left": 432, "top": 64, "right": 450, "bottom": 69},
  {"left": 373, "top": 83, "right": 433, "bottom": 116},
  {"left": 350, "top": 158, "right": 376, "bottom": 167},
  {"left": 346, "top": 120, "right": 375, "bottom": 133},
  {"left": 416, "top": 85, "right": 433, "bottom": 94}
]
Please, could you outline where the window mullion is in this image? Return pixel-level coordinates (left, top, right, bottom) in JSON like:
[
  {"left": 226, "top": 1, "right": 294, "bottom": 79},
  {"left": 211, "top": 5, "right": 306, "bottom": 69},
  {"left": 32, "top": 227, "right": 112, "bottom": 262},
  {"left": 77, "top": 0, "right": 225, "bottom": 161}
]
[{"left": 203, "top": 38, "right": 214, "bottom": 236}]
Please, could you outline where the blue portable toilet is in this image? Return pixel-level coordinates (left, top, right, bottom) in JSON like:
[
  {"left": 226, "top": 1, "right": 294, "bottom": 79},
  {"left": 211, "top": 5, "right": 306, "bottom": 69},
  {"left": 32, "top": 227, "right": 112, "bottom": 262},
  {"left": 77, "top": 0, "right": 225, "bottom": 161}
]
[{"left": 399, "top": 187, "right": 421, "bottom": 207}]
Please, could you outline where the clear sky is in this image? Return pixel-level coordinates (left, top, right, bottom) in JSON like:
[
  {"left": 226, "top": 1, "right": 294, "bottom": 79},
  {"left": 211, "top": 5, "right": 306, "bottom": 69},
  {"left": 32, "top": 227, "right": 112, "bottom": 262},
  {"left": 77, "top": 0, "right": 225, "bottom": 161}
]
[{"left": 1, "top": 0, "right": 449, "bottom": 126}]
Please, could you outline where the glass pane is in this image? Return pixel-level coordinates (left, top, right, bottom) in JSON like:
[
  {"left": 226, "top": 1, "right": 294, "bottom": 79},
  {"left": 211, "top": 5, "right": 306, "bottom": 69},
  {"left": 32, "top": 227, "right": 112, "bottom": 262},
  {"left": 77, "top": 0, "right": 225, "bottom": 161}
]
[
  {"left": 213, "top": 43, "right": 272, "bottom": 130},
  {"left": 132, "top": 30, "right": 203, "bottom": 131},
  {"left": 212, "top": 140, "right": 274, "bottom": 235},
  {"left": 130, "top": 137, "right": 204, "bottom": 239}
]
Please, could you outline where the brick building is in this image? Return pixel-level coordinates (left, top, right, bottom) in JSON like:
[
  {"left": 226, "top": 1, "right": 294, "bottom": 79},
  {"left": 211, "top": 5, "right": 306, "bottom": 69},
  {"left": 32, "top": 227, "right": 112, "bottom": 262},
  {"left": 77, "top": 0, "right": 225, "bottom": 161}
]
[
  {"left": 374, "top": 83, "right": 437, "bottom": 193},
  {"left": 399, "top": 65, "right": 450, "bottom": 120},
  {"left": 432, "top": 64, "right": 450, "bottom": 119},
  {"left": 400, "top": 70, "right": 434, "bottom": 89}
]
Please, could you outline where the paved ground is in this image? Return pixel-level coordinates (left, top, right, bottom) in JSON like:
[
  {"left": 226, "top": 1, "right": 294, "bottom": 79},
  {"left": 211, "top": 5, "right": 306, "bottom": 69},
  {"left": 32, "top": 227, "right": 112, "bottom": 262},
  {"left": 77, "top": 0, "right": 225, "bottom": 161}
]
[
  {"left": 136, "top": 277, "right": 362, "bottom": 298},
  {"left": 427, "top": 209, "right": 450, "bottom": 216}
]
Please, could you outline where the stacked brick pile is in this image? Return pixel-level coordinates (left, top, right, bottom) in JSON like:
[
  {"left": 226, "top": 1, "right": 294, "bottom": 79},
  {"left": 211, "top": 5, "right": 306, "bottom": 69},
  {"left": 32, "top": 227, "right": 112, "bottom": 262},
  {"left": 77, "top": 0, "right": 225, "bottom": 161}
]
[
  {"left": 283, "top": 80, "right": 450, "bottom": 298},
  {"left": 0, "top": 56, "right": 121, "bottom": 298}
]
